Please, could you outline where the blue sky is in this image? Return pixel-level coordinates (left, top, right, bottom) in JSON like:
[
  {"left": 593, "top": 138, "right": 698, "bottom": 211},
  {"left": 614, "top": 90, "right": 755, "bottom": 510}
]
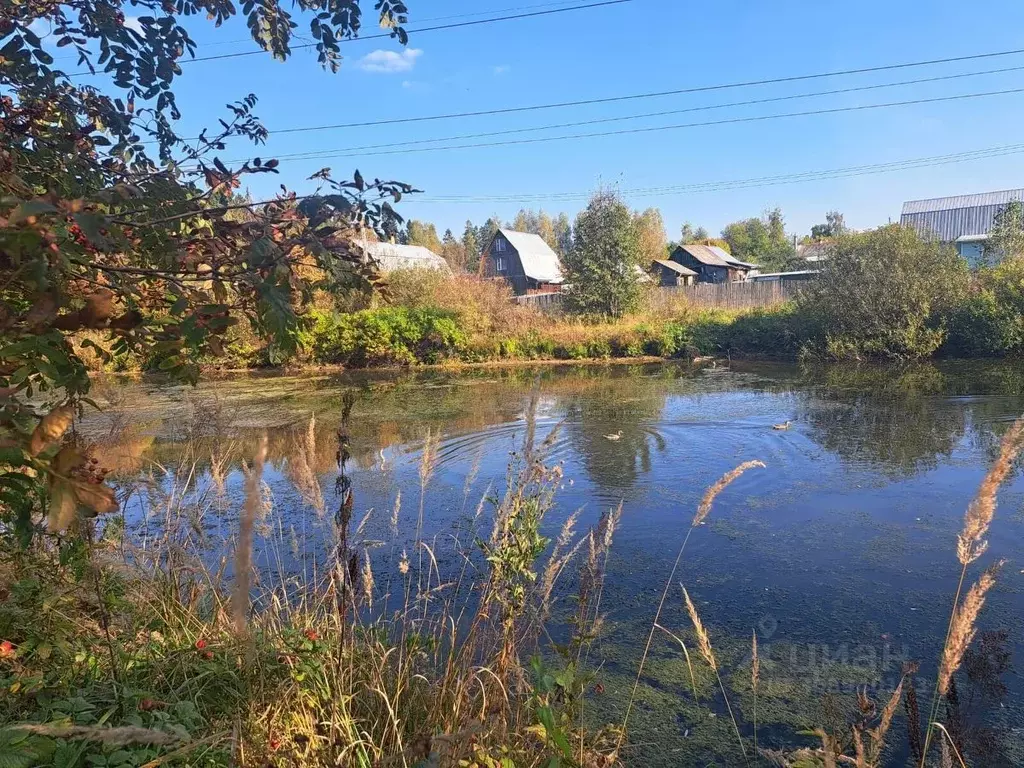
[{"left": 67, "top": 0, "right": 1024, "bottom": 239}]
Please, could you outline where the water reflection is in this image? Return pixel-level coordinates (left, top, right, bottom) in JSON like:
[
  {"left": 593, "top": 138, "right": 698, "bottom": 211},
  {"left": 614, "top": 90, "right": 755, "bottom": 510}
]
[{"left": 86, "top": 360, "right": 1024, "bottom": 765}]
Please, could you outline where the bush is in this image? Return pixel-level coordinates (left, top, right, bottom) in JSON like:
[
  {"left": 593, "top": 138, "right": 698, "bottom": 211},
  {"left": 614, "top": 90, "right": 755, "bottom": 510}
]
[
  {"left": 798, "top": 225, "right": 969, "bottom": 360},
  {"left": 309, "top": 307, "right": 467, "bottom": 366},
  {"left": 943, "top": 257, "right": 1024, "bottom": 357}
]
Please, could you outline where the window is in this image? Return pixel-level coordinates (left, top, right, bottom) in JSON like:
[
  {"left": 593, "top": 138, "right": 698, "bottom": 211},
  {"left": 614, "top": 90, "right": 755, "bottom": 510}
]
[
  {"left": 494, "top": 238, "right": 506, "bottom": 252},
  {"left": 495, "top": 256, "right": 506, "bottom": 272}
]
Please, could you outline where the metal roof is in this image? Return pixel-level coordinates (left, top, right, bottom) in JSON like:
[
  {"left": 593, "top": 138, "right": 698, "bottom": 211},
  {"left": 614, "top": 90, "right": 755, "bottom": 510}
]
[
  {"left": 900, "top": 188, "right": 1024, "bottom": 242},
  {"left": 673, "top": 243, "right": 731, "bottom": 266},
  {"left": 498, "top": 229, "right": 564, "bottom": 283},
  {"left": 363, "top": 242, "right": 450, "bottom": 272},
  {"left": 653, "top": 259, "right": 698, "bottom": 276}
]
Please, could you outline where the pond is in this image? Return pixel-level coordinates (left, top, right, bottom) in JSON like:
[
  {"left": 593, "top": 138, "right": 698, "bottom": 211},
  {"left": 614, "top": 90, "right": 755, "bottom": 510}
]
[{"left": 84, "top": 360, "right": 1024, "bottom": 765}]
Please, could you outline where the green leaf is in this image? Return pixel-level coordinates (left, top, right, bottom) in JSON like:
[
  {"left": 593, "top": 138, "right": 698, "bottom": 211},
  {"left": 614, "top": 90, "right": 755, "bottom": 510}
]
[{"left": 535, "top": 706, "right": 572, "bottom": 759}]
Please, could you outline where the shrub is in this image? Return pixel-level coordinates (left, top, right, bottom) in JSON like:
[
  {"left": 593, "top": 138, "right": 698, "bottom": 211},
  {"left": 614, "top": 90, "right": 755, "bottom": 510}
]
[
  {"left": 943, "top": 257, "right": 1024, "bottom": 357},
  {"left": 798, "top": 225, "right": 969, "bottom": 360},
  {"left": 308, "top": 307, "right": 466, "bottom": 366}
]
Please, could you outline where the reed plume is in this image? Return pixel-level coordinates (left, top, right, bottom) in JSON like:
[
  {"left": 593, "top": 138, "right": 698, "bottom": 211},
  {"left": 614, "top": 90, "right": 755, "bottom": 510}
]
[
  {"left": 956, "top": 419, "right": 1024, "bottom": 565},
  {"left": 682, "top": 585, "right": 746, "bottom": 764},
  {"left": 232, "top": 433, "right": 267, "bottom": 635},
  {"left": 682, "top": 586, "right": 717, "bottom": 672},
  {"left": 938, "top": 559, "right": 1003, "bottom": 696},
  {"left": 693, "top": 460, "right": 766, "bottom": 527},
  {"left": 619, "top": 460, "right": 765, "bottom": 752},
  {"left": 361, "top": 549, "right": 375, "bottom": 608}
]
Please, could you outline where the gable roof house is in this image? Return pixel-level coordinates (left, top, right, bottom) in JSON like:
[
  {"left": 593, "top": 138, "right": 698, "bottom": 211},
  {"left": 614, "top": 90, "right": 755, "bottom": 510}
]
[
  {"left": 669, "top": 244, "right": 757, "bottom": 283},
  {"left": 900, "top": 188, "right": 1024, "bottom": 266},
  {"left": 652, "top": 259, "right": 698, "bottom": 286},
  {"left": 362, "top": 241, "right": 450, "bottom": 273},
  {"left": 482, "top": 228, "right": 564, "bottom": 295}
]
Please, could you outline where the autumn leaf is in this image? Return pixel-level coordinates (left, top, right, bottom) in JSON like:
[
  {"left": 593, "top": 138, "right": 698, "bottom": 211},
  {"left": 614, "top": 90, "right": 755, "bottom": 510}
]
[
  {"left": 72, "top": 480, "right": 118, "bottom": 515},
  {"left": 28, "top": 406, "right": 74, "bottom": 456},
  {"left": 47, "top": 477, "right": 77, "bottom": 532}
]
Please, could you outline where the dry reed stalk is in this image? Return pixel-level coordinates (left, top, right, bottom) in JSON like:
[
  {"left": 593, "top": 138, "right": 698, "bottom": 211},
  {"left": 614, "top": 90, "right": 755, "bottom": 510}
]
[
  {"left": 932, "top": 723, "right": 967, "bottom": 768},
  {"left": 654, "top": 623, "right": 699, "bottom": 701},
  {"left": 692, "top": 460, "right": 766, "bottom": 527},
  {"left": 682, "top": 584, "right": 747, "bottom": 764},
  {"left": 813, "top": 729, "right": 839, "bottom": 768},
  {"left": 956, "top": 419, "right": 1024, "bottom": 566},
  {"left": 618, "top": 460, "right": 766, "bottom": 753},
  {"left": 682, "top": 586, "right": 717, "bottom": 672},
  {"left": 361, "top": 549, "right": 375, "bottom": 608},
  {"left": 920, "top": 416, "right": 1023, "bottom": 767},
  {"left": 851, "top": 727, "right": 867, "bottom": 768},
  {"left": 389, "top": 490, "right": 401, "bottom": 538},
  {"left": 752, "top": 629, "right": 759, "bottom": 761},
  {"left": 232, "top": 433, "right": 266, "bottom": 635},
  {"left": 9, "top": 723, "right": 181, "bottom": 746},
  {"left": 539, "top": 508, "right": 582, "bottom": 620},
  {"left": 285, "top": 414, "right": 325, "bottom": 516},
  {"left": 870, "top": 679, "right": 904, "bottom": 762},
  {"left": 938, "top": 560, "right": 1003, "bottom": 696}
]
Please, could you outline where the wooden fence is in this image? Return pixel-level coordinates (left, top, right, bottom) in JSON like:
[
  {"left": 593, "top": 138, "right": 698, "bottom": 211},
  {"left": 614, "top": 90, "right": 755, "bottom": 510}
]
[
  {"left": 513, "top": 292, "right": 565, "bottom": 312},
  {"left": 511, "top": 281, "right": 801, "bottom": 314},
  {"left": 650, "top": 281, "right": 803, "bottom": 311}
]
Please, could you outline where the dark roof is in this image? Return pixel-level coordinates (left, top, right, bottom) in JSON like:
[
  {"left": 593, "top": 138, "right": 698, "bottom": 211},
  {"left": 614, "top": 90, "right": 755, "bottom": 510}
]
[
  {"left": 673, "top": 243, "right": 731, "bottom": 267},
  {"left": 653, "top": 259, "right": 698, "bottom": 276},
  {"left": 900, "top": 188, "right": 1024, "bottom": 242}
]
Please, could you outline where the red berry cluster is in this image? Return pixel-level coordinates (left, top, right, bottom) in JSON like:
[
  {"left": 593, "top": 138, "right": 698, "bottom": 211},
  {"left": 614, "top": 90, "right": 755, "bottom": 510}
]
[{"left": 73, "top": 457, "right": 109, "bottom": 486}]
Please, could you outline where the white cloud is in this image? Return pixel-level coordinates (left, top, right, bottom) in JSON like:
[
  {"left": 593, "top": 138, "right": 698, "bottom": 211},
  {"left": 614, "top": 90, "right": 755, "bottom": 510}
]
[
  {"left": 358, "top": 48, "right": 423, "bottom": 74},
  {"left": 492, "top": 65, "right": 511, "bottom": 75}
]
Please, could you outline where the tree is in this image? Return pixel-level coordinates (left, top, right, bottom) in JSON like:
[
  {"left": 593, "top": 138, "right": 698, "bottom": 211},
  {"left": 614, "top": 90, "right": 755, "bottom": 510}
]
[
  {"left": 681, "top": 222, "right": 709, "bottom": 243},
  {"left": 440, "top": 228, "right": 467, "bottom": 270},
  {"left": 553, "top": 213, "right": 572, "bottom": 257},
  {"left": 475, "top": 216, "right": 502, "bottom": 266},
  {"left": 511, "top": 208, "right": 539, "bottom": 234},
  {"left": 564, "top": 190, "right": 641, "bottom": 317},
  {"left": 720, "top": 208, "right": 796, "bottom": 271},
  {"left": 799, "top": 225, "right": 969, "bottom": 359},
  {"left": 984, "top": 200, "right": 1024, "bottom": 264},
  {"left": 407, "top": 220, "right": 443, "bottom": 253},
  {"left": 810, "top": 210, "right": 847, "bottom": 241},
  {"left": 1, "top": 0, "right": 413, "bottom": 540},
  {"left": 461, "top": 220, "right": 480, "bottom": 272},
  {"left": 633, "top": 207, "right": 667, "bottom": 265}
]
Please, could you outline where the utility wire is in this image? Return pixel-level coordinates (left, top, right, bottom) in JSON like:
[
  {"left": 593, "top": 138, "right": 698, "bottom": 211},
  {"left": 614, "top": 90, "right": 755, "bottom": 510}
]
[
  {"left": 212, "top": 66, "right": 1024, "bottom": 161},
  {"left": 411, "top": 144, "right": 1024, "bottom": 203},
  {"left": 222, "top": 86, "right": 1024, "bottom": 163},
  {"left": 66, "top": 0, "right": 632, "bottom": 75},
  {"left": 248, "top": 46, "right": 1024, "bottom": 136},
  {"left": 55, "top": 0, "right": 585, "bottom": 59}
]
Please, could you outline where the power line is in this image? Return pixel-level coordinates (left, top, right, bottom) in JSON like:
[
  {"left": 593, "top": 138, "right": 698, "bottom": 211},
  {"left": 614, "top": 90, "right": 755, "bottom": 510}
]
[
  {"left": 410, "top": 143, "right": 1024, "bottom": 203},
  {"left": 224, "top": 86, "right": 1024, "bottom": 163},
  {"left": 66, "top": 0, "right": 632, "bottom": 76},
  {"left": 217, "top": 66, "right": 1024, "bottom": 161},
  {"left": 55, "top": 0, "right": 585, "bottom": 60},
  {"left": 252, "top": 46, "right": 1024, "bottom": 136}
]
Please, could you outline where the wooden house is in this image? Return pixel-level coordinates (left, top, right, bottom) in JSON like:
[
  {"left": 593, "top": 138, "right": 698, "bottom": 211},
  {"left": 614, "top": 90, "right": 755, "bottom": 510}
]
[
  {"left": 482, "top": 228, "right": 564, "bottom": 295},
  {"left": 670, "top": 244, "right": 757, "bottom": 283},
  {"left": 652, "top": 259, "right": 697, "bottom": 286}
]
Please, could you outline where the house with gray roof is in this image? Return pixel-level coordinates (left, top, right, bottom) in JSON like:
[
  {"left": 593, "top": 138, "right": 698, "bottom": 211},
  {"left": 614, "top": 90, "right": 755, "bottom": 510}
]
[
  {"left": 900, "top": 188, "right": 1024, "bottom": 265},
  {"left": 482, "top": 228, "right": 564, "bottom": 295},
  {"left": 362, "top": 241, "right": 450, "bottom": 273},
  {"left": 669, "top": 244, "right": 758, "bottom": 283}
]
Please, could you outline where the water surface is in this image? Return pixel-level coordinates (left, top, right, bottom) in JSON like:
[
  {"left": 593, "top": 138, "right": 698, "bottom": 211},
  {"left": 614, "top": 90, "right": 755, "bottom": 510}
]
[{"left": 87, "top": 360, "right": 1024, "bottom": 764}]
